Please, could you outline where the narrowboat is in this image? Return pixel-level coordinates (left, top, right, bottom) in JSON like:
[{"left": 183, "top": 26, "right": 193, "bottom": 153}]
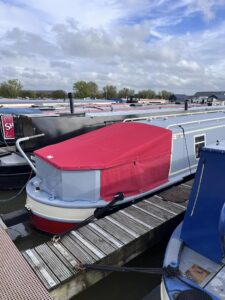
[
  {"left": 0, "top": 107, "right": 43, "bottom": 189},
  {"left": 161, "top": 141, "right": 225, "bottom": 300},
  {"left": 0, "top": 103, "right": 170, "bottom": 189},
  {"left": 24, "top": 111, "right": 225, "bottom": 234},
  {"left": 12, "top": 104, "right": 225, "bottom": 151},
  {"left": 1, "top": 105, "right": 220, "bottom": 190}
]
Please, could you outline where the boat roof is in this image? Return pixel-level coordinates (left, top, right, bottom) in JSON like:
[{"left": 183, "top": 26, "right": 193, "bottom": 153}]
[
  {"left": 0, "top": 107, "right": 42, "bottom": 115},
  {"left": 140, "top": 111, "right": 225, "bottom": 133},
  {"left": 86, "top": 106, "right": 224, "bottom": 117},
  {"left": 35, "top": 122, "right": 171, "bottom": 170},
  {"left": 202, "top": 140, "right": 225, "bottom": 152}
]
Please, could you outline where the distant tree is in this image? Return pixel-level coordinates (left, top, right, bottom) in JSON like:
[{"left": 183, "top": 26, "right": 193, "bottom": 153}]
[
  {"left": 87, "top": 82, "right": 98, "bottom": 98},
  {"left": 168, "top": 94, "right": 176, "bottom": 102},
  {"left": 137, "top": 89, "right": 156, "bottom": 99},
  {"left": 118, "top": 88, "right": 135, "bottom": 99},
  {"left": 51, "top": 90, "right": 66, "bottom": 99},
  {"left": 0, "top": 79, "right": 22, "bottom": 98},
  {"left": 158, "top": 90, "right": 173, "bottom": 100},
  {"left": 20, "top": 90, "right": 36, "bottom": 99},
  {"left": 73, "top": 81, "right": 90, "bottom": 98},
  {"left": 102, "top": 85, "right": 117, "bottom": 99},
  {"left": 36, "top": 91, "right": 45, "bottom": 99},
  {"left": 96, "top": 90, "right": 104, "bottom": 99}
]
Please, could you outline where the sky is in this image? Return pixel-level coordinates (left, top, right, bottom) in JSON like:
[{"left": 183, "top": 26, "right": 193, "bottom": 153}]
[{"left": 1, "top": 0, "right": 225, "bottom": 94}]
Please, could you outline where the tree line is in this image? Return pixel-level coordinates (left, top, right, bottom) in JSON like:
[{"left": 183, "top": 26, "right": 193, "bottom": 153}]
[
  {"left": 73, "top": 81, "right": 172, "bottom": 99},
  {"left": 0, "top": 79, "right": 173, "bottom": 100}
]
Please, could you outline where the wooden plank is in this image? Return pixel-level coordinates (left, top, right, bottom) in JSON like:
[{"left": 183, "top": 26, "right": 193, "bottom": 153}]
[
  {"left": 67, "top": 232, "right": 100, "bottom": 261},
  {"left": 70, "top": 231, "right": 105, "bottom": 259},
  {"left": 120, "top": 209, "right": 153, "bottom": 229},
  {"left": 145, "top": 196, "right": 184, "bottom": 214},
  {"left": 143, "top": 198, "right": 177, "bottom": 215},
  {"left": 105, "top": 216, "right": 139, "bottom": 238},
  {"left": 172, "top": 200, "right": 188, "bottom": 209},
  {"left": 123, "top": 206, "right": 163, "bottom": 227},
  {"left": 78, "top": 225, "right": 117, "bottom": 255},
  {"left": 133, "top": 201, "right": 175, "bottom": 221},
  {"left": 132, "top": 203, "right": 164, "bottom": 222},
  {"left": 23, "top": 249, "right": 60, "bottom": 290},
  {"left": 47, "top": 241, "right": 79, "bottom": 272},
  {"left": 61, "top": 235, "right": 96, "bottom": 264},
  {"left": 35, "top": 244, "right": 73, "bottom": 282},
  {"left": 110, "top": 211, "right": 149, "bottom": 235},
  {"left": 96, "top": 218, "right": 134, "bottom": 244},
  {"left": 88, "top": 223, "right": 123, "bottom": 248}
]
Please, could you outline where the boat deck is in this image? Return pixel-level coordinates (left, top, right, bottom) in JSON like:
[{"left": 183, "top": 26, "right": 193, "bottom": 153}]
[
  {"left": 206, "top": 264, "right": 225, "bottom": 298},
  {"left": 0, "top": 222, "right": 52, "bottom": 300},
  {"left": 22, "top": 179, "right": 193, "bottom": 299},
  {"left": 180, "top": 246, "right": 225, "bottom": 299}
]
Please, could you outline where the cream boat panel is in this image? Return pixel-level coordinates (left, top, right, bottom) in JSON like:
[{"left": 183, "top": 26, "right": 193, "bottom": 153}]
[{"left": 26, "top": 195, "right": 95, "bottom": 222}]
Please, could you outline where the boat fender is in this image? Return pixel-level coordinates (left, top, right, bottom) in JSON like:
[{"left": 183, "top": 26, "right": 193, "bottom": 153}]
[
  {"left": 176, "top": 290, "right": 212, "bottom": 300},
  {"left": 94, "top": 192, "right": 124, "bottom": 219}
]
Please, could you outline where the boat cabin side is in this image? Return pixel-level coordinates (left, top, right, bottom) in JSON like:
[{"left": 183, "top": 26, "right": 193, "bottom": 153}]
[
  {"left": 166, "top": 117, "right": 225, "bottom": 180},
  {"left": 30, "top": 113, "right": 225, "bottom": 204}
]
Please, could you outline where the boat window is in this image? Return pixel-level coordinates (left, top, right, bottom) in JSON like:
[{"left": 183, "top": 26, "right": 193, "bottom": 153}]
[
  {"left": 195, "top": 135, "right": 205, "bottom": 159},
  {"left": 195, "top": 136, "right": 205, "bottom": 143}
]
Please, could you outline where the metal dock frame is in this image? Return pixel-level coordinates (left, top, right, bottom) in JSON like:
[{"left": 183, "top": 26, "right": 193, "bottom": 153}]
[{"left": 0, "top": 222, "right": 52, "bottom": 300}]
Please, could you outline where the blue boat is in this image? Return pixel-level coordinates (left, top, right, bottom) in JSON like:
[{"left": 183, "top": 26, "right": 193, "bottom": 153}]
[{"left": 162, "top": 141, "right": 225, "bottom": 299}]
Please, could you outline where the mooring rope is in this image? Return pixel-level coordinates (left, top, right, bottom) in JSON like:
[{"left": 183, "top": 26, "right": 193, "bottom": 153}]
[{"left": 52, "top": 192, "right": 124, "bottom": 243}]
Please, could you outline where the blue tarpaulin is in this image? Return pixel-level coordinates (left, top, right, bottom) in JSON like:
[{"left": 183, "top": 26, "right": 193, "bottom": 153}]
[
  {"left": 181, "top": 143, "right": 225, "bottom": 263},
  {"left": 0, "top": 107, "right": 42, "bottom": 115}
]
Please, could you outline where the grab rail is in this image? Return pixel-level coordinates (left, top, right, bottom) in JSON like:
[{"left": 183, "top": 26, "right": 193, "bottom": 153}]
[
  {"left": 123, "top": 109, "right": 225, "bottom": 123},
  {"left": 16, "top": 134, "right": 45, "bottom": 174},
  {"left": 167, "top": 116, "right": 225, "bottom": 129}
]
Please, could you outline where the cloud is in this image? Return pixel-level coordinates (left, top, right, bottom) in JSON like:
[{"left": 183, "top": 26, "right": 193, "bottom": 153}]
[
  {"left": 0, "top": 0, "right": 225, "bottom": 93},
  {"left": 50, "top": 61, "right": 72, "bottom": 69}
]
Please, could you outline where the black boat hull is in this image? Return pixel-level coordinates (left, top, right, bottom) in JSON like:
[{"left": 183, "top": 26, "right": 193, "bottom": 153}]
[{"left": 0, "top": 164, "right": 32, "bottom": 190}]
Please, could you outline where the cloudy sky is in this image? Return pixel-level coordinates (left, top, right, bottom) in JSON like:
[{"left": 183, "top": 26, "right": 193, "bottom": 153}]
[{"left": 0, "top": 0, "right": 225, "bottom": 94}]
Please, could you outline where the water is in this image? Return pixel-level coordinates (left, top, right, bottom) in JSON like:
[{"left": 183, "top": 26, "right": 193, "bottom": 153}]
[
  {"left": 0, "top": 189, "right": 50, "bottom": 250},
  {"left": 74, "top": 241, "right": 167, "bottom": 300},
  {"left": 0, "top": 189, "right": 167, "bottom": 299}
]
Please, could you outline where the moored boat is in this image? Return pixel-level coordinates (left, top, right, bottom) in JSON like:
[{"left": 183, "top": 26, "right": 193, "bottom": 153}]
[
  {"left": 161, "top": 141, "right": 225, "bottom": 300},
  {"left": 0, "top": 107, "right": 43, "bottom": 189},
  {"left": 25, "top": 111, "right": 225, "bottom": 233},
  {"left": 1, "top": 104, "right": 221, "bottom": 190}
]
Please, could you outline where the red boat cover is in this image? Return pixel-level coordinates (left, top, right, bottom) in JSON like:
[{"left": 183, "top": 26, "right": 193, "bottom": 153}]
[{"left": 35, "top": 122, "right": 172, "bottom": 201}]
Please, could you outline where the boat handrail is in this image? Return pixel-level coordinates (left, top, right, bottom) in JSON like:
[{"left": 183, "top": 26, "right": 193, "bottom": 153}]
[
  {"left": 123, "top": 109, "right": 225, "bottom": 123},
  {"left": 16, "top": 134, "right": 45, "bottom": 174},
  {"left": 167, "top": 116, "right": 225, "bottom": 129}
]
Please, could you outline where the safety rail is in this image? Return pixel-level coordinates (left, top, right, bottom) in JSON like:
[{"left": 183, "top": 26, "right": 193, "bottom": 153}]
[
  {"left": 166, "top": 116, "right": 225, "bottom": 129},
  {"left": 16, "top": 134, "right": 45, "bottom": 174},
  {"left": 123, "top": 109, "right": 225, "bottom": 123}
]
